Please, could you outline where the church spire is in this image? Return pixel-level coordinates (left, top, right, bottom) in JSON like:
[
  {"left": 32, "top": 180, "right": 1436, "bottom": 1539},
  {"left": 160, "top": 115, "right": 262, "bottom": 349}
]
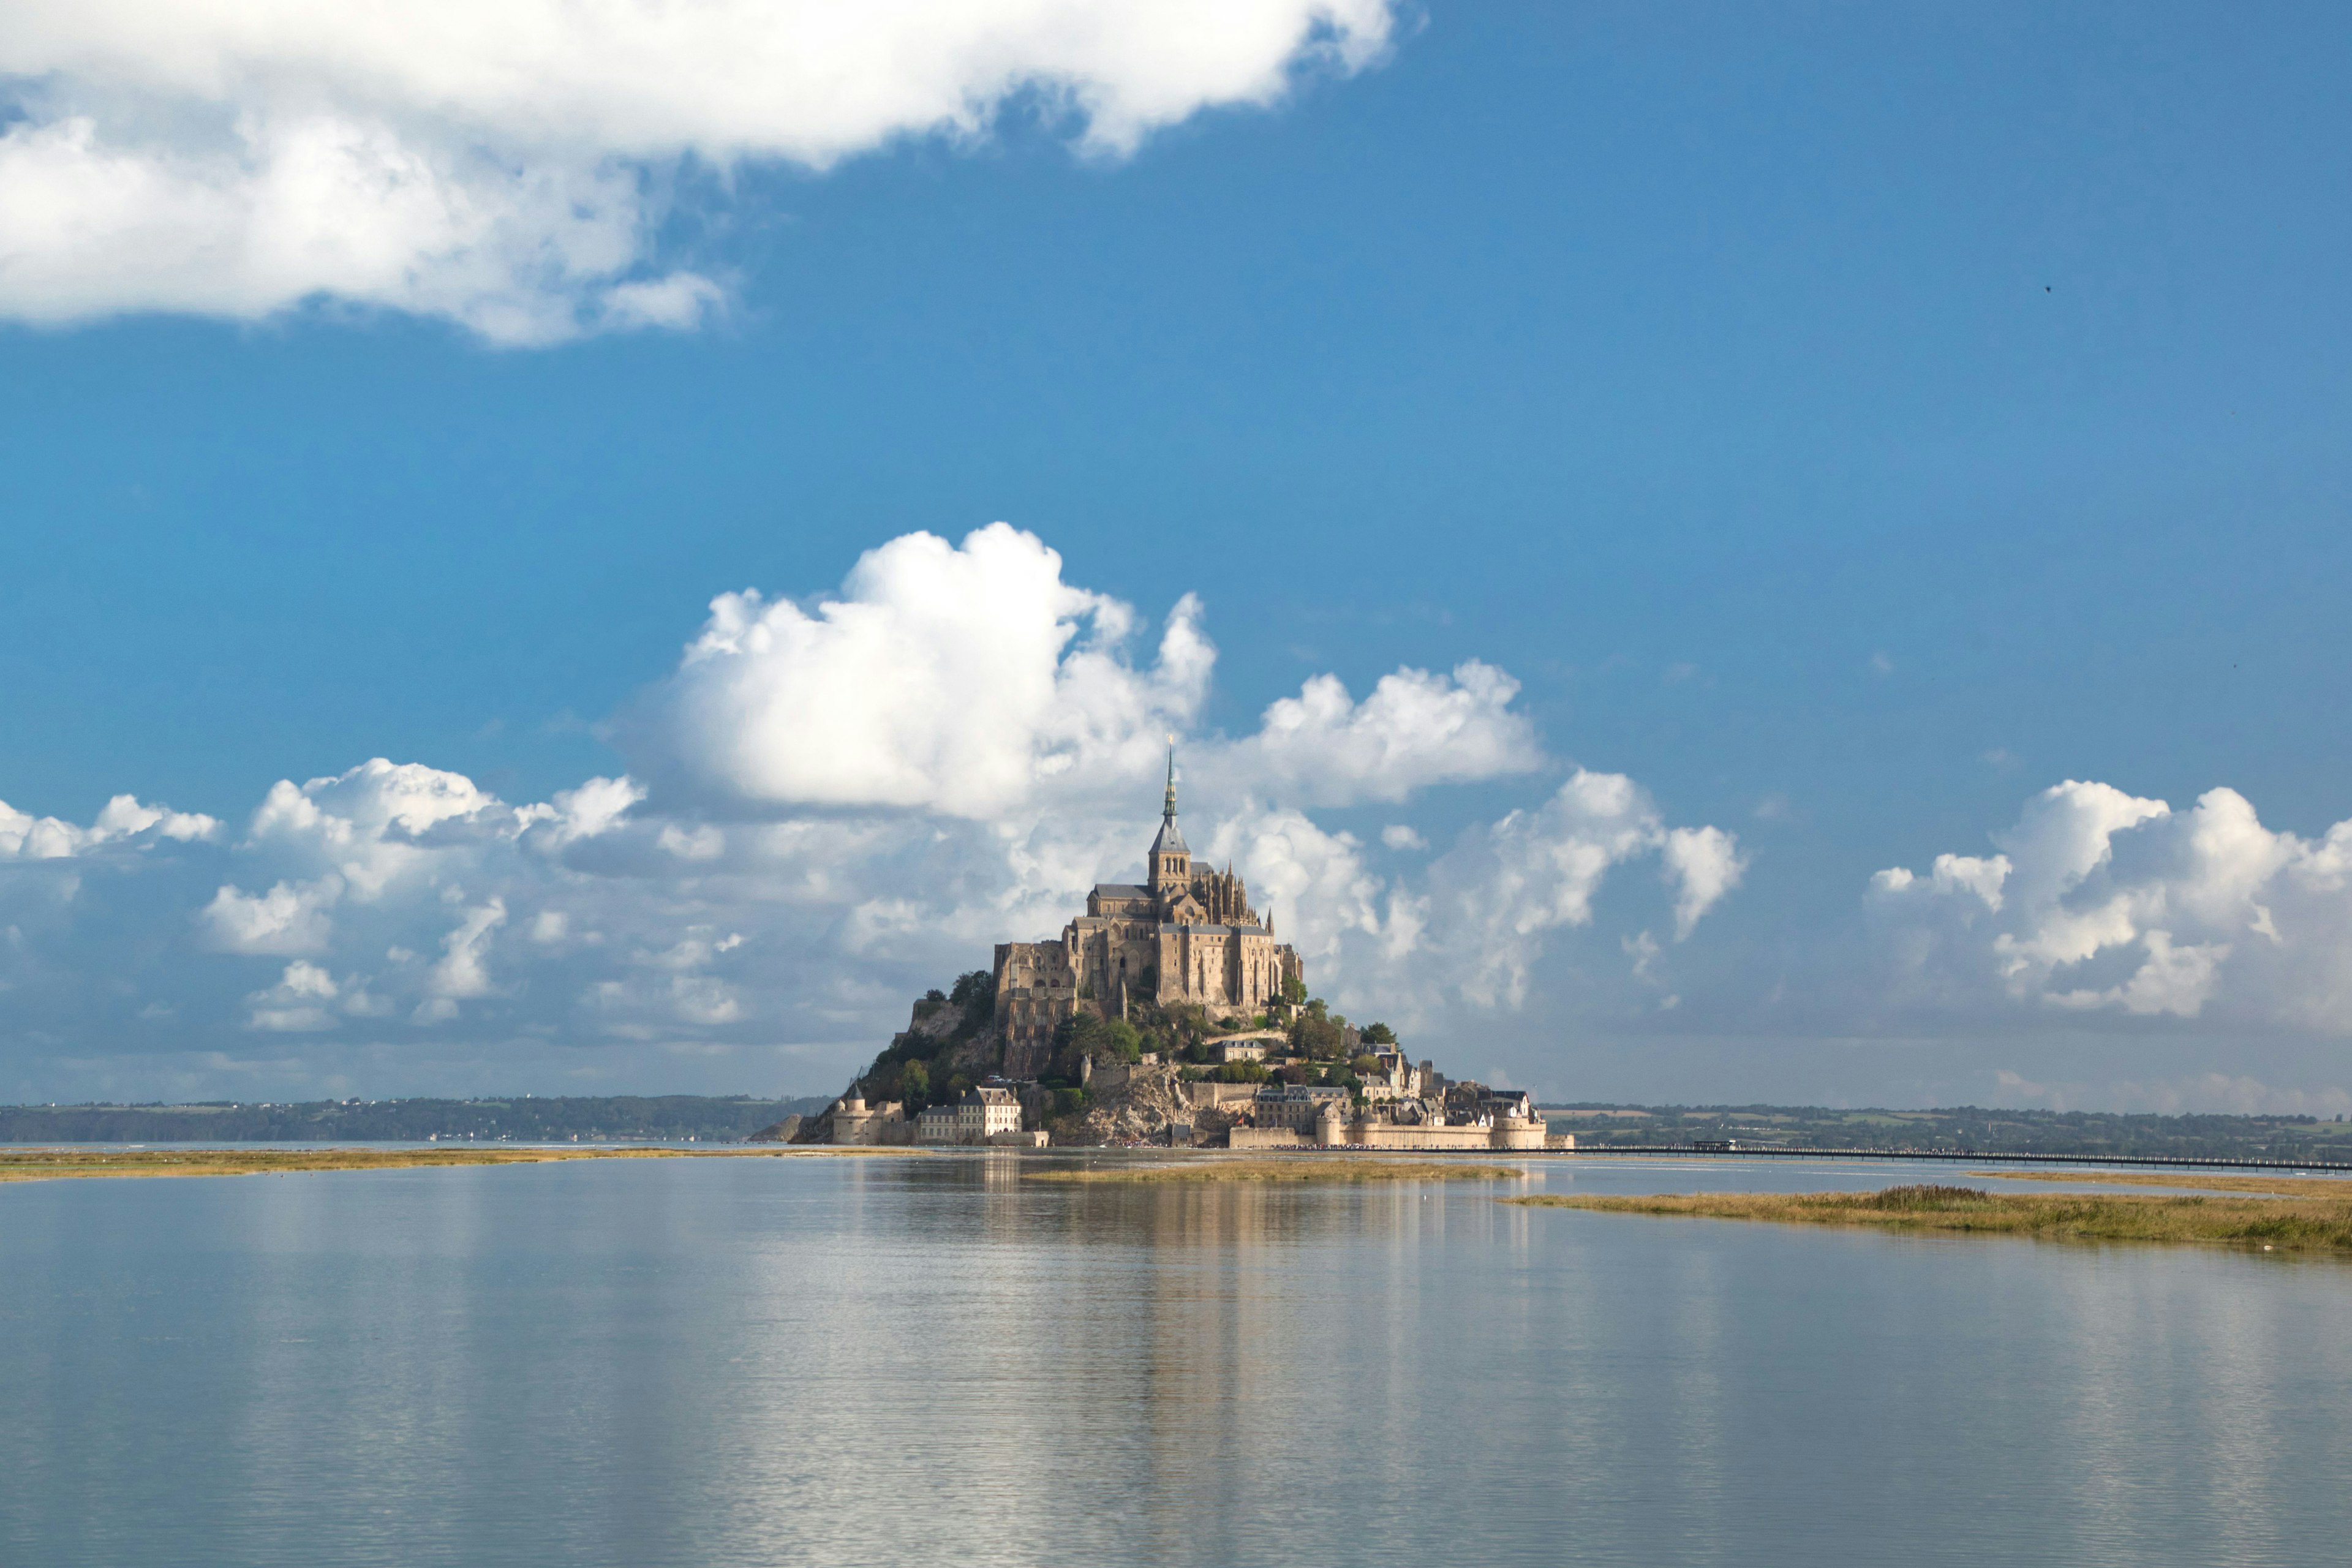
[{"left": 1148, "top": 739, "right": 1189, "bottom": 887}]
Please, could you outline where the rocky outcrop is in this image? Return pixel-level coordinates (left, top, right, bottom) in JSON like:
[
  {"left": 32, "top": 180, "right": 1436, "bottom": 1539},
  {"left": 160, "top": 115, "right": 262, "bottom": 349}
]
[{"left": 1047, "top": 1061, "right": 1204, "bottom": 1145}]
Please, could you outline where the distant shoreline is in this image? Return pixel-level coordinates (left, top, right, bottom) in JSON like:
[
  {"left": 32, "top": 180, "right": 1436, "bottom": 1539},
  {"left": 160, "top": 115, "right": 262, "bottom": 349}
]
[
  {"left": 0, "top": 1145, "right": 926, "bottom": 1185},
  {"left": 0, "top": 1095, "right": 831, "bottom": 1147},
  {"left": 4, "top": 1096, "right": 2346, "bottom": 1163}
]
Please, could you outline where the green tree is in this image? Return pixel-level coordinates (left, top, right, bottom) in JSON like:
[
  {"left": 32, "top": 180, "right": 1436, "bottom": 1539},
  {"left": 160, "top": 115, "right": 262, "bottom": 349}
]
[
  {"left": 1360, "top": 1022, "right": 1397, "bottom": 1046},
  {"left": 1290, "top": 1001, "right": 1344, "bottom": 1061},
  {"left": 900, "top": 1060, "right": 931, "bottom": 1110}
]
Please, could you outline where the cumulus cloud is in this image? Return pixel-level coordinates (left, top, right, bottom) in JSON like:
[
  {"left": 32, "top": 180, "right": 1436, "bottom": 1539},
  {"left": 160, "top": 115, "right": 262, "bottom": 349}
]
[
  {"left": 244, "top": 960, "right": 390, "bottom": 1032},
  {"left": 637, "top": 524, "right": 1212, "bottom": 818},
  {"left": 1189, "top": 772, "right": 1746, "bottom": 1028},
  {"left": 1663, "top": 824, "right": 1749, "bottom": 941},
  {"left": 632, "top": 522, "right": 1561, "bottom": 831},
  {"left": 1419, "top": 770, "right": 1740, "bottom": 1009},
  {"left": 1231, "top": 661, "right": 1543, "bottom": 805},
  {"left": 0, "top": 793, "right": 219, "bottom": 859},
  {"left": 0, "top": 1, "right": 1396, "bottom": 342},
  {"left": 1872, "top": 780, "right": 2352, "bottom": 1030},
  {"left": 201, "top": 877, "right": 342, "bottom": 955}
]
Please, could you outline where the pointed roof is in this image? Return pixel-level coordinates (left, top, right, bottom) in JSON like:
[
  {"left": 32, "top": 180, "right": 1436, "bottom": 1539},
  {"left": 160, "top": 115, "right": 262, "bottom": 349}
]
[{"left": 1150, "top": 745, "right": 1188, "bottom": 858}]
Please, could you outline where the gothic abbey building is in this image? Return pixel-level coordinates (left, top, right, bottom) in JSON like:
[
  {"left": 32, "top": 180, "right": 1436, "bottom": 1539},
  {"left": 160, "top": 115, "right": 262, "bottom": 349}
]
[{"left": 994, "top": 759, "right": 1303, "bottom": 1067}]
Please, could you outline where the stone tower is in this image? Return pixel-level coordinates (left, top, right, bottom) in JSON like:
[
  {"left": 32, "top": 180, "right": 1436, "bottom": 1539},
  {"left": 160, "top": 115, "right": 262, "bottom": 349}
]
[{"left": 1148, "top": 747, "right": 1190, "bottom": 900}]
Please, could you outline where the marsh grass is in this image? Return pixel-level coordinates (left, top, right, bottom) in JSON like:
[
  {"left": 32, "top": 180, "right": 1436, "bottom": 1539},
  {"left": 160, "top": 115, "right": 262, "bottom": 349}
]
[
  {"left": 1508, "top": 1183, "right": 2352, "bottom": 1252},
  {"left": 0, "top": 1145, "right": 921, "bottom": 1184},
  {"left": 1968, "top": 1170, "right": 2352, "bottom": 1200},
  {"left": 1030, "top": 1158, "right": 1521, "bottom": 1184}
]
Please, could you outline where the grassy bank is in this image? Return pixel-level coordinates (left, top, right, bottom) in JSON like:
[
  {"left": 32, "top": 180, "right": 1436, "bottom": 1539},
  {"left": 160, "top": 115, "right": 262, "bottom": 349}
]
[
  {"left": 1969, "top": 1170, "right": 2352, "bottom": 1199},
  {"left": 1508, "top": 1183, "right": 2352, "bottom": 1252},
  {"left": 0, "top": 1145, "right": 923, "bottom": 1184},
  {"left": 1031, "top": 1158, "right": 1523, "bottom": 1184}
]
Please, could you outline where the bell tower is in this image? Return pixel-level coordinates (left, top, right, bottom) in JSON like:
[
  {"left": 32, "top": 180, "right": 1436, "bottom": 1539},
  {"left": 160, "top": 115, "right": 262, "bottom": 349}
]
[{"left": 1148, "top": 747, "right": 1191, "bottom": 905}]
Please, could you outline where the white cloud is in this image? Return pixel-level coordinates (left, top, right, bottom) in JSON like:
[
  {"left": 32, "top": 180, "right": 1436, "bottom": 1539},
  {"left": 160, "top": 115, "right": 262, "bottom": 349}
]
[
  {"left": 1422, "top": 770, "right": 1730, "bottom": 1009},
  {"left": 632, "top": 523, "right": 1558, "bottom": 828},
  {"left": 244, "top": 960, "right": 340, "bottom": 1033},
  {"left": 0, "top": 1, "right": 1396, "bottom": 342},
  {"left": 0, "top": 793, "right": 219, "bottom": 859},
  {"left": 535, "top": 775, "right": 645, "bottom": 847},
  {"left": 1873, "top": 780, "right": 2352, "bottom": 1030},
  {"left": 1231, "top": 661, "right": 1543, "bottom": 805},
  {"left": 426, "top": 899, "right": 508, "bottom": 1004},
  {"left": 202, "top": 876, "right": 343, "bottom": 954},
  {"left": 1381, "top": 824, "right": 1427, "bottom": 851},
  {"left": 1662, "top": 824, "right": 1748, "bottom": 940},
  {"left": 638, "top": 524, "right": 1214, "bottom": 818},
  {"left": 1216, "top": 772, "right": 1745, "bottom": 1027}
]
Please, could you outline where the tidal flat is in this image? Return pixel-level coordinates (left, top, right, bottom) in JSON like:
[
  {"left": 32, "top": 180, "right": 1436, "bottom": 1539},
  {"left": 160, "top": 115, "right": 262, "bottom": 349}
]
[
  {"left": 0, "top": 1145, "right": 923, "bottom": 1184},
  {"left": 1509, "top": 1182, "right": 2352, "bottom": 1252}
]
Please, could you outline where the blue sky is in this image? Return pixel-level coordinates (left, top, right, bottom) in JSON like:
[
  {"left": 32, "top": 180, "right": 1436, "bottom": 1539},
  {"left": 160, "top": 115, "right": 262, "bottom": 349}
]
[{"left": 4, "top": 2, "right": 2349, "bottom": 1110}]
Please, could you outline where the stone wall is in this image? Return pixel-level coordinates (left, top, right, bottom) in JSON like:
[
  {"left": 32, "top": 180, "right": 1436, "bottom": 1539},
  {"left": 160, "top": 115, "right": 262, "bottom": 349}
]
[
  {"left": 1229, "top": 1127, "right": 1309, "bottom": 1150},
  {"left": 1183, "top": 1080, "right": 1264, "bottom": 1110},
  {"left": 1350, "top": 1121, "right": 1500, "bottom": 1151}
]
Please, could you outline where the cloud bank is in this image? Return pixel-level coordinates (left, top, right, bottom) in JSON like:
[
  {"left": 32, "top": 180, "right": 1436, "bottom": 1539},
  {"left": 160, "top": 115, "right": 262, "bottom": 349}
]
[
  {"left": 0, "top": 523, "right": 1741, "bottom": 1101},
  {"left": 1871, "top": 780, "right": 2352, "bottom": 1031},
  {"left": 0, "top": 1, "right": 1396, "bottom": 342},
  {"left": 11, "top": 522, "right": 2352, "bottom": 1111}
]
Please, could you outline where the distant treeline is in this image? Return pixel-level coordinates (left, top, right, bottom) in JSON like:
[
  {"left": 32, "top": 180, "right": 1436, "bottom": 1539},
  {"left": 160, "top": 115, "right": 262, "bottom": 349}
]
[
  {"left": 0, "top": 1095, "right": 834, "bottom": 1145},
  {"left": 1544, "top": 1104, "right": 2352, "bottom": 1164}
]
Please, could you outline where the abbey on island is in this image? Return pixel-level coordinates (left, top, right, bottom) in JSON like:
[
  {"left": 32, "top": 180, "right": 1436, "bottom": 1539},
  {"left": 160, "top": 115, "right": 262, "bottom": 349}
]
[
  {"left": 992, "top": 754, "right": 1303, "bottom": 1057},
  {"left": 792, "top": 756, "right": 1558, "bottom": 1152}
]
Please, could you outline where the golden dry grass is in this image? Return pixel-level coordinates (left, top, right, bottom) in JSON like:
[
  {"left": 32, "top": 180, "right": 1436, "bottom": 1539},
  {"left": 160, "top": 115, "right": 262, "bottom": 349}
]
[
  {"left": 1508, "top": 1182, "right": 2352, "bottom": 1252},
  {"left": 0, "top": 1145, "right": 925, "bottom": 1185},
  {"left": 1030, "top": 1158, "right": 1521, "bottom": 1184},
  {"left": 1967, "top": 1169, "right": 2352, "bottom": 1199}
]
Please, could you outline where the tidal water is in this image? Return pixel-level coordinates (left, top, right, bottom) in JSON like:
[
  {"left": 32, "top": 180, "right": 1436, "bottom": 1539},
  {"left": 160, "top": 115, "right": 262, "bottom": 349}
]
[{"left": 3, "top": 1153, "right": 2348, "bottom": 1567}]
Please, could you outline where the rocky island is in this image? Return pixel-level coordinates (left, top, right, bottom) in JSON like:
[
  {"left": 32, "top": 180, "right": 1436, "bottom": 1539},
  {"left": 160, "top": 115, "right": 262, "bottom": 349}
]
[{"left": 786, "top": 758, "right": 1562, "bottom": 1152}]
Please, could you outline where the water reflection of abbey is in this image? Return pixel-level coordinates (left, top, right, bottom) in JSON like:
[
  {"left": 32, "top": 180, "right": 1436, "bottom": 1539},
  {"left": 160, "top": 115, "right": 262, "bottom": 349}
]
[{"left": 993, "top": 753, "right": 1304, "bottom": 1064}]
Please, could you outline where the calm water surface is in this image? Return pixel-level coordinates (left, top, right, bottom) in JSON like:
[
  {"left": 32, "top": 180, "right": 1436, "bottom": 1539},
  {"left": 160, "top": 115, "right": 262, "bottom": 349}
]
[{"left": 2, "top": 1153, "right": 2348, "bottom": 1567}]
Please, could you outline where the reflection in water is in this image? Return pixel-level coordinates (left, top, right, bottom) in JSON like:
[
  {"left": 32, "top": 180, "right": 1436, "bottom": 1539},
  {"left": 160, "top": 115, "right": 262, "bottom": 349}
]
[{"left": 1, "top": 1155, "right": 2348, "bottom": 1568}]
